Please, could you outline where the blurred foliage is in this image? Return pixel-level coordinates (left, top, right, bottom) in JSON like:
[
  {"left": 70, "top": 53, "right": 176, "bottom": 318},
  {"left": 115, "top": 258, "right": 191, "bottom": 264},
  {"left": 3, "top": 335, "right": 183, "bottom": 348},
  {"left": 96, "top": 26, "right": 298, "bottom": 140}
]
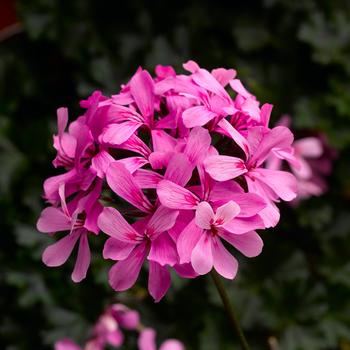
[{"left": 1, "top": 0, "right": 350, "bottom": 349}]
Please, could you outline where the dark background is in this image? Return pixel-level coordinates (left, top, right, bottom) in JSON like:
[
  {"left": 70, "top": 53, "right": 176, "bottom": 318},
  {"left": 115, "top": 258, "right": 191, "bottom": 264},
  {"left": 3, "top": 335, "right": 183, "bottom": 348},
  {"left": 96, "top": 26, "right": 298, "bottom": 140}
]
[{"left": 1, "top": 1, "right": 350, "bottom": 349}]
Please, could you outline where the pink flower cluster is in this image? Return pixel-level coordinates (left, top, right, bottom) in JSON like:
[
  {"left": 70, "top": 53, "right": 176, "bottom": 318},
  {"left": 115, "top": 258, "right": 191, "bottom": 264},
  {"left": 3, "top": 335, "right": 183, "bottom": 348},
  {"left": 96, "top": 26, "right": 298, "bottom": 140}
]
[
  {"left": 37, "top": 60, "right": 300, "bottom": 301},
  {"left": 55, "top": 303, "right": 184, "bottom": 350}
]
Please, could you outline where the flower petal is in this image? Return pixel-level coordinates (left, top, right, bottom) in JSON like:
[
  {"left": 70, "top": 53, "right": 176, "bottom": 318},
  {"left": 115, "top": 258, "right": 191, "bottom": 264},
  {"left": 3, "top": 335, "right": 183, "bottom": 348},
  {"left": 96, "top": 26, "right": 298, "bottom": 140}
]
[
  {"left": 157, "top": 180, "right": 199, "bottom": 210},
  {"left": 117, "top": 156, "right": 149, "bottom": 174},
  {"left": 260, "top": 103, "right": 273, "bottom": 127},
  {"left": 212, "top": 236, "right": 238, "bottom": 279},
  {"left": 193, "top": 68, "right": 230, "bottom": 99},
  {"left": 173, "top": 262, "right": 198, "bottom": 278},
  {"left": 230, "top": 79, "right": 253, "bottom": 98},
  {"left": 210, "top": 184, "right": 266, "bottom": 217},
  {"left": 106, "top": 330, "right": 124, "bottom": 347},
  {"left": 148, "top": 261, "right": 171, "bottom": 302},
  {"left": 71, "top": 232, "right": 91, "bottom": 283},
  {"left": 248, "top": 126, "right": 294, "bottom": 167},
  {"left": 211, "top": 67, "right": 236, "bottom": 87},
  {"left": 118, "top": 134, "right": 152, "bottom": 158},
  {"left": 37, "top": 207, "right": 71, "bottom": 233},
  {"left": 108, "top": 243, "right": 148, "bottom": 291},
  {"left": 43, "top": 169, "right": 78, "bottom": 203},
  {"left": 215, "top": 201, "right": 240, "bottom": 224},
  {"left": 204, "top": 155, "right": 247, "bottom": 181},
  {"left": 103, "top": 237, "right": 136, "bottom": 260},
  {"left": 191, "top": 233, "right": 213, "bottom": 275},
  {"left": 184, "top": 126, "right": 212, "bottom": 165},
  {"left": 113, "top": 304, "right": 140, "bottom": 330},
  {"left": 138, "top": 328, "right": 157, "bottom": 350},
  {"left": 177, "top": 219, "right": 203, "bottom": 264},
  {"left": 183, "top": 60, "right": 200, "bottom": 73},
  {"left": 56, "top": 107, "right": 68, "bottom": 139},
  {"left": 246, "top": 176, "right": 281, "bottom": 228},
  {"left": 130, "top": 69, "right": 155, "bottom": 121},
  {"left": 101, "top": 121, "right": 141, "bottom": 145},
  {"left": 160, "top": 340, "right": 185, "bottom": 350},
  {"left": 252, "top": 168, "right": 297, "bottom": 201},
  {"left": 134, "top": 169, "right": 163, "bottom": 189},
  {"left": 98, "top": 207, "right": 142, "bottom": 242},
  {"left": 107, "top": 162, "right": 153, "bottom": 213},
  {"left": 91, "top": 149, "right": 115, "bottom": 178},
  {"left": 294, "top": 137, "right": 323, "bottom": 158},
  {"left": 147, "top": 205, "right": 179, "bottom": 238},
  {"left": 164, "top": 153, "right": 193, "bottom": 186},
  {"left": 151, "top": 129, "right": 177, "bottom": 153},
  {"left": 223, "top": 215, "right": 265, "bottom": 235},
  {"left": 42, "top": 231, "right": 80, "bottom": 267},
  {"left": 195, "top": 201, "right": 215, "bottom": 229},
  {"left": 182, "top": 106, "right": 217, "bottom": 128},
  {"left": 259, "top": 200, "right": 280, "bottom": 228},
  {"left": 217, "top": 119, "right": 250, "bottom": 157},
  {"left": 220, "top": 230, "right": 263, "bottom": 257},
  {"left": 148, "top": 232, "right": 178, "bottom": 266}
]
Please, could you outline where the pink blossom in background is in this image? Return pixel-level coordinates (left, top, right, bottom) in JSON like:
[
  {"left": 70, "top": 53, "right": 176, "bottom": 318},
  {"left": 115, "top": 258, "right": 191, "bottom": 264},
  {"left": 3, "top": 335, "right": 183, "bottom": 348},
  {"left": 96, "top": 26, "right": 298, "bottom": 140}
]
[
  {"left": 138, "top": 328, "right": 185, "bottom": 350},
  {"left": 55, "top": 339, "right": 82, "bottom": 350},
  {"left": 54, "top": 303, "right": 184, "bottom": 350},
  {"left": 38, "top": 60, "right": 303, "bottom": 301},
  {"left": 267, "top": 115, "right": 335, "bottom": 202}
]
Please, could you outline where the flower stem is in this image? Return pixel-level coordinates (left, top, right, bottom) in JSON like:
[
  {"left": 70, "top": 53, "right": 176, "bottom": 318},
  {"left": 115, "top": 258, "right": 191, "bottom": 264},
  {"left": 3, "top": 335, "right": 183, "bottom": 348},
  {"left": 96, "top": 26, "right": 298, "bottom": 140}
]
[{"left": 210, "top": 271, "right": 250, "bottom": 350}]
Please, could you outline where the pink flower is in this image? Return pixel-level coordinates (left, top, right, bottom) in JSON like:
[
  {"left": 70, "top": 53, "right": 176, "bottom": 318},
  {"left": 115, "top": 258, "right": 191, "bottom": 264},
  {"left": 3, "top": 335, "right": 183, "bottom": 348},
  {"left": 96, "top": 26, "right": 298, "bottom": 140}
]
[
  {"left": 89, "top": 304, "right": 140, "bottom": 349},
  {"left": 191, "top": 201, "right": 263, "bottom": 278},
  {"left": 267, "top": 115, "right": 335, "bottom": 201},
  {"left": 157, "top": 167, "right": 266, "bottom": 277},
  {"left": 164, "top": 192, "right": 264, "bottom": 278},
  {"left": 110, "top": 304, "right": 140, "bottom": 330},
  {"left": 204, "top": 126, "right": 298, "bottom": 227},
  {"left": 285, "top": 137, "right": 326, "bottom": 200},
  {"left": 45, "top": 106, "right": 114, "bottom": 204},
  {"left": 91, "top": 314, "right": 123, "bottom": 348},
  {"left": 37, "top": 181, "right": 102, "bottom": 282},
  {"left": 98, "top": 204, "right": 179, "bottom": 302},
  {"left": 55, "top": 303, "right": 184, "bottom": 350}
]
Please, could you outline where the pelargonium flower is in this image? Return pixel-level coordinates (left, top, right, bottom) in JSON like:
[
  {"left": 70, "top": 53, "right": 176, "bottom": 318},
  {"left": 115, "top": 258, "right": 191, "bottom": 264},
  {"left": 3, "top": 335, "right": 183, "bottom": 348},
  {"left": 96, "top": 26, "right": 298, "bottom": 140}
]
[
  {"left": 38, "top": 60, "right": 299, "bottom": 301},
  {"left": 37, "top": 181, "right": 102, "bottom": 282},
  {"left": 204, "top": 125, "right": 298, "bottom": 227},
  {"left": 98, "top": 161, "right": 196, "bottom": 302}
]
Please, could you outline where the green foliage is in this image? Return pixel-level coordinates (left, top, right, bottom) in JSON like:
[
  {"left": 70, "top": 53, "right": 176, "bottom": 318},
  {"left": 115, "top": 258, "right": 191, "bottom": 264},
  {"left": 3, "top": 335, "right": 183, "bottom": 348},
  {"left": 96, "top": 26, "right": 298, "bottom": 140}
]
[{"left": 1, "top": 0, "right": 350, "bottom": 349}]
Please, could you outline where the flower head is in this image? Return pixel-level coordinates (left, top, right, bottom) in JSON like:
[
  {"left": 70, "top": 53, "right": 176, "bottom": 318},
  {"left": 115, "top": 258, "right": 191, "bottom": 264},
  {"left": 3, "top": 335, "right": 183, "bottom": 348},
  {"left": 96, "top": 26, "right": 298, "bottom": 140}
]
[{"left": 38, "top": 60, "right": 299, "bottom": 300}]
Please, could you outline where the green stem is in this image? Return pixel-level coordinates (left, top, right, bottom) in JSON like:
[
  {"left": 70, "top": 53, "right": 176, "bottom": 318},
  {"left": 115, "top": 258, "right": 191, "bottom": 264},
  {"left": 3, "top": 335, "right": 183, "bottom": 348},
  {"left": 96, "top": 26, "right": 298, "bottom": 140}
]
[{"left": 210, "top": 271, "right": 250, "bottom": 350}]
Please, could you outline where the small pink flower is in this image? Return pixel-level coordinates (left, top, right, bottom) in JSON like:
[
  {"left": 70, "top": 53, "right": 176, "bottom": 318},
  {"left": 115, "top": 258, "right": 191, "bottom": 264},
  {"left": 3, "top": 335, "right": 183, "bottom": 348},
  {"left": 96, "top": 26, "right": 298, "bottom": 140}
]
[
  {"left": 138, "top": 328, "right": 185, "bottom": 350},
  {"left": 98, "top": 204, "right": 179, "bottom": 302},
  {"left": 37, "top": 181, "right": 102, "bottom": 282},
  {"left": 204, "top": 125, "right": 298, "bottom": 227},
  {"left": 267, "top": 115, "right": 335, "bottom": 201},
  {"left": 55, "top": 303, "right": 184, "bottom": 350}
]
